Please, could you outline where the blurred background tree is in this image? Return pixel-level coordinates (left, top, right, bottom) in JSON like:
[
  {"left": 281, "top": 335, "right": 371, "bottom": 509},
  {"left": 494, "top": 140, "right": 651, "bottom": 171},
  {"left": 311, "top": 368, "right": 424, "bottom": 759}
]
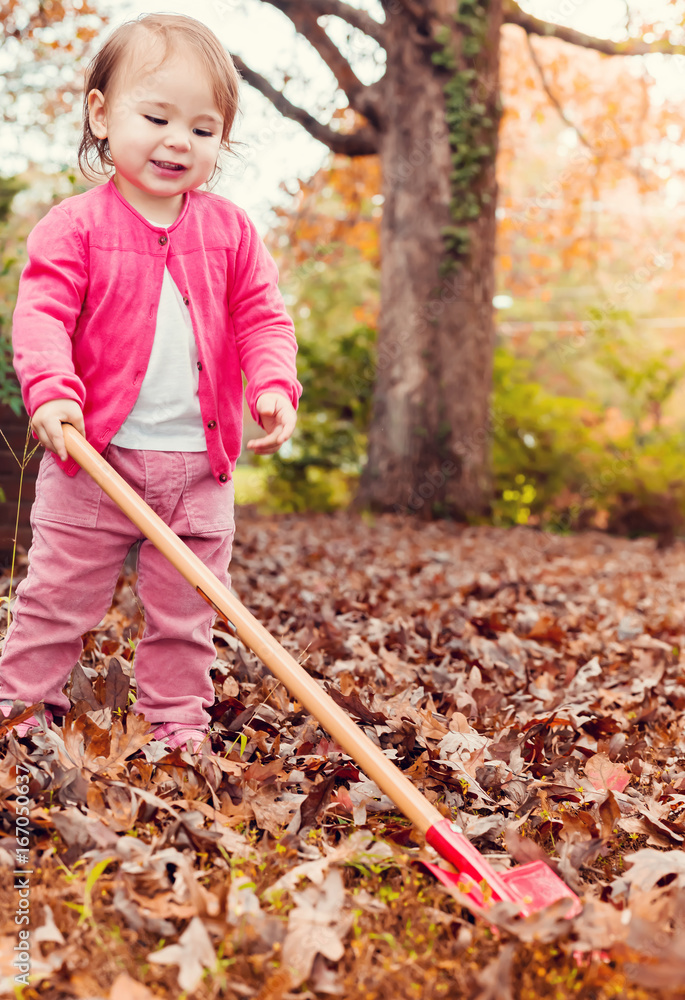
[
  {"left": 3, "top": 1, "right": 685, "bottom": 547},
  {"left": 0, "top": 0, "right": 108, "bottom": 408},
  {"left": 248, "top": 6, "right": 685, "bottom": 543},
  {"left": 232, "top": 0, "right": 685, "bottom": 521},
  {"left": 1, "top": 1, "right": 105, "bottom": 133},
  {"left": 257, "top": 147, "right": 379, "bottom": 511},
  {"left": 0, "top": 1, "right": 107, "bottom": 546}
]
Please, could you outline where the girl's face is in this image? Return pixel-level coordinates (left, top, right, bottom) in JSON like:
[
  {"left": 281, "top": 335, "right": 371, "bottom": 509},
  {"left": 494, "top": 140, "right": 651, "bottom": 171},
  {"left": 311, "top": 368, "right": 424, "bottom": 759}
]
[{"left": 88, "top": 43, "right": 224, "bottom": 220}]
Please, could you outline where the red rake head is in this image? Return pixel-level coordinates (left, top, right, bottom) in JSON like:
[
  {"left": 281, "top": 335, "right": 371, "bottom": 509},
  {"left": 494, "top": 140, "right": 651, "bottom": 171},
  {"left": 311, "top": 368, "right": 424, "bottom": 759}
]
[{"left": 422, "top": 819, "right": 582, "bottom": 919}]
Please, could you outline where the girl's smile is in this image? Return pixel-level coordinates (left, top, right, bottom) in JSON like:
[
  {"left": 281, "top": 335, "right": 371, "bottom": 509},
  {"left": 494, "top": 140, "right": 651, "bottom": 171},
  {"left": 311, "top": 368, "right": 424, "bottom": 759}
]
[
  {"left": 150, "top": 159, "right": 189, "bottom": 175},
  {"left": 87, "top": 41, "right": 223, "bottom": 221}
]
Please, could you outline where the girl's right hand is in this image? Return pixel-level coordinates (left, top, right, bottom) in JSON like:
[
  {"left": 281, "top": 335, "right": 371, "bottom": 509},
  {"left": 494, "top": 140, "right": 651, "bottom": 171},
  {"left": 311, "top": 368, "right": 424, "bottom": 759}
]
[{"left": 31, "top": 399, "right": 85, "bottom": 462}]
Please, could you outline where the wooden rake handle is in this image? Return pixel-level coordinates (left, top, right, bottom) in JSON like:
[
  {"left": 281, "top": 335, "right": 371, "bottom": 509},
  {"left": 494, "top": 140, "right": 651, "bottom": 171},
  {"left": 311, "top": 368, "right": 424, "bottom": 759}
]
[{"left": 61, "top": 424, "right": 443, "bottom": 835}]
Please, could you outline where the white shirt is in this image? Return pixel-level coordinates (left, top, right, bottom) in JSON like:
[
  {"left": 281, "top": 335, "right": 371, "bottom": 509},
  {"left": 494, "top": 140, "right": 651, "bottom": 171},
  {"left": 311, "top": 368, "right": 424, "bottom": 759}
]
[{"left": 111, "top": 217, "right": 206, "bottom": 451}]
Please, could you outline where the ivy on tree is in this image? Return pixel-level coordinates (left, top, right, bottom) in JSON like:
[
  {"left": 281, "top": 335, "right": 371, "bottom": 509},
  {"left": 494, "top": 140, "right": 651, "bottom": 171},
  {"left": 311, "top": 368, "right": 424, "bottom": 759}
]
[{"left": 433, "top": 0, "right": 500, "bottom": 276}]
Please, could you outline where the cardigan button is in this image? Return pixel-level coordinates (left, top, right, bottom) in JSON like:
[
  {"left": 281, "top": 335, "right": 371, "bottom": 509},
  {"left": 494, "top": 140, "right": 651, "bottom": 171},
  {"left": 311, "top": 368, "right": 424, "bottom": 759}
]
[
  {"left": 219, "top": 473, "right": 228, "bottom": 483},
  {"left": 197, "top": 361, "right": 203, "bottom": 371},
  {"left": 158, "top": 235, "right": 168, "bottom": 246},
  {"left": 183, "top": 296, "right": 189, "bottom": 306},
  {"left": 207, "top": 420, "right": 216, "bottom": 429}
]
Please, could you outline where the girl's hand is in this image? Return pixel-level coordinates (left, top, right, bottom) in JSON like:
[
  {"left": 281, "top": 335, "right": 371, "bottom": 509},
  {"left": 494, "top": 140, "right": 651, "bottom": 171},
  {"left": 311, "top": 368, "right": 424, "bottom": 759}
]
[
  {"left": 31, "top": 399, "right": 85, "bottom": 462},
  {"left": 247, "top": 392, "right": 297, "bottom": 455}
]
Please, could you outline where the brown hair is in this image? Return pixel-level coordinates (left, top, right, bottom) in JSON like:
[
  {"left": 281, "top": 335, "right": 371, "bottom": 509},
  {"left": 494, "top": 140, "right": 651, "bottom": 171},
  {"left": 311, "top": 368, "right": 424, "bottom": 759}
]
[{"left": 77, "top": 13, "right": 242, "bottom": 187}]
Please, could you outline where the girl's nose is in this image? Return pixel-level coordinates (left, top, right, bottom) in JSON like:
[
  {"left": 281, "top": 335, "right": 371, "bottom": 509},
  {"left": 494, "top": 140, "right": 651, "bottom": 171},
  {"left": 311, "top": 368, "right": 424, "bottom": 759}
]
[{"left": 165, "top": 128, "right": 192, "bottom": 150}]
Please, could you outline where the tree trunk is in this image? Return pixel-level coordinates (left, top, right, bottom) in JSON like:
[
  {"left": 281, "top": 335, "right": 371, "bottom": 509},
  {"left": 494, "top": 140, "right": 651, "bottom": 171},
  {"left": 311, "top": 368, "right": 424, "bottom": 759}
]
[{"left": 356, "top": 0, "right": 503, "bottom": 519}]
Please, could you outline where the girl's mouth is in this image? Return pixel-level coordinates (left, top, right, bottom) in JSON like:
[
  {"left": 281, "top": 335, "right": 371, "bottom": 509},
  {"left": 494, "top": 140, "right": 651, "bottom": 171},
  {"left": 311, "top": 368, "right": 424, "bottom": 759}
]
[{"left": 151, "top": 160, "right": 187, "bottom": 175}]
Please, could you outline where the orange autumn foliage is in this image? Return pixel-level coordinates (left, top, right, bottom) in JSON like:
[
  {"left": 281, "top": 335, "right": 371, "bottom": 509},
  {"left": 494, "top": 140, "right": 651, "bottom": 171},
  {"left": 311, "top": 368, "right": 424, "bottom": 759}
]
[
  {"left": 273, "top": 28, "right": 684, "bottom": 329},
  {"left": 270, "top": 108, "right": 381, "bottom": 272},
  {"left": 495, "top": 23, "right": 685, "bottom": 306}
]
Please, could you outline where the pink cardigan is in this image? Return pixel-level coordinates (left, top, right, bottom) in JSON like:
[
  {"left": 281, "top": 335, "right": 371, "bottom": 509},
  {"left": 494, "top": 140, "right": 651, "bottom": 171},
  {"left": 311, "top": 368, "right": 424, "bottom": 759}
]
[{"left": 11, "top": 177, "right": 302, "bottom": 482}]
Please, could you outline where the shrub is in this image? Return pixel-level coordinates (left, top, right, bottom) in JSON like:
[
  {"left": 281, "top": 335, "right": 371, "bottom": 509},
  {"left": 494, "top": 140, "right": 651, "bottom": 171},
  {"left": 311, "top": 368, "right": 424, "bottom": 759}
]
[
  {"left": 253, "top": 242, "right": 377, "bottom": 512},
  {"left": 491, "top": 305, "right": 685, "bottom": 541},
  {"left": 257, "top": 321, "right": 375, "bottom": 512}
]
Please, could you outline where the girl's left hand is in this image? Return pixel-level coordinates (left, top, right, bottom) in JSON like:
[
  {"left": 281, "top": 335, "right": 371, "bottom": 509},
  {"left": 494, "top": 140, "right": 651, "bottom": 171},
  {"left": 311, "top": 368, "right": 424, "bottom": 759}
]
[{"left": 247, "top": 392, "right": 297, "bottom": 455}]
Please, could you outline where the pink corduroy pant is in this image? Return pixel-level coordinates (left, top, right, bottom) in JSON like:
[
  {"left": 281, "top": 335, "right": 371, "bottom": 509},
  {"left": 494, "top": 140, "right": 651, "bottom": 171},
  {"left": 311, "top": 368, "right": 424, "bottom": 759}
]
[{"left": 0, "top": 443, "right": 235, "bottom": 726}]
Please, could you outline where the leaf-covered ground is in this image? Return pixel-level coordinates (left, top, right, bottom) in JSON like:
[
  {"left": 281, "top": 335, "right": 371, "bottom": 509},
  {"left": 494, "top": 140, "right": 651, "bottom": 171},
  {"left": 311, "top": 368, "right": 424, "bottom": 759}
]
[{"left": 1, "top": 511, "right": 685, "bottom": 999}]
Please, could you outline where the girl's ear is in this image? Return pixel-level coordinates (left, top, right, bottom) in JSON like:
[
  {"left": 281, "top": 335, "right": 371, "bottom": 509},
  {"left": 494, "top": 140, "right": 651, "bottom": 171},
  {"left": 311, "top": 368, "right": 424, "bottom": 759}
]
[{"left": 88, "top": 89, "right": 108, "bottom": 139}]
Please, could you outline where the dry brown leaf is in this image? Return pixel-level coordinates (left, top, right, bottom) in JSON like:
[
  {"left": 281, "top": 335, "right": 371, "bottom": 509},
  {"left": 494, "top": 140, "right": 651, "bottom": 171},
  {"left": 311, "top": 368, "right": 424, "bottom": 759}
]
[
  {"left": 281, "top": 870, "right": 353, "bottom": 987},
  {"left": 584, "top": 753, "right": 631, "bottom": 794},
  {"left": 615, "top": 849, "right": 685, "bottom": 894},
  {"left": 147, "top": 915, "right": 216, "bottom": 990},
  {"left": 109, "top": 972, "right": 156, "bottom": 999}
]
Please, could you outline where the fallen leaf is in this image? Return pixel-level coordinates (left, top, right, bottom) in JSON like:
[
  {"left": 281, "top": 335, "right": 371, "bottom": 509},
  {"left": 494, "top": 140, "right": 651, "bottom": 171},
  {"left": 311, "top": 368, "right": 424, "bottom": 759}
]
[
  {"left": 109, "top": 972, "right": 156, "bottom": 999},
  {"left": 281, "top": 869, "right": 353, "bottom": 987},
  {"left": 584, "top": 754, "right": 631, "bottom": 793},
  {"left": 614, "top": 848, "right": 685, "bottom": 894},
  {"left": 147, "top": 915, "right": 216, "bottom": 991}
]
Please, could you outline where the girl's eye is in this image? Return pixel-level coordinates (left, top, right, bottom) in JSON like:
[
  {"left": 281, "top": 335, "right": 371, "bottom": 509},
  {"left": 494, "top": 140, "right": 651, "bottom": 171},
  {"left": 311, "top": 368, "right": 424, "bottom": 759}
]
[{"left": 144, "top": 115, "right": 215, "bottom": 138}]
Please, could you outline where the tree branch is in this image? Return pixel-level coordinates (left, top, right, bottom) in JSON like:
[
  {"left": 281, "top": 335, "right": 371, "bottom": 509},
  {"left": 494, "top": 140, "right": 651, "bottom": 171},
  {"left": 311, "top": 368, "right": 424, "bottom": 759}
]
[
  {"left": 390, "top": 0, "right": 426, "bottom": 25},
  {"left": 303, "top": 0, "right": 386, "bottom": 46},
  {"left": 261, "top": 0, "right": 383, "bottom": 128},
  {"left": 524, "top": 34, "right": 650, "bottom": 186},
  {"left": 503, "top": 0, "right": 685, "bottom": 56},
  {"left": 524, "top": 34, "right": 592, "bottom": 150},
  {"left": 231, "top": 53, "right": 379, "bottom": 155},
  {"left": 384, "top": 0, "right": 443, "bottom": 50}
]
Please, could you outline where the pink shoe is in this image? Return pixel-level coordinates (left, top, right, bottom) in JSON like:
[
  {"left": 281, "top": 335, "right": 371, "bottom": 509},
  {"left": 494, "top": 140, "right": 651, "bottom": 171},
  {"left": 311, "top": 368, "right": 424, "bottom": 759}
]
[
  {"left": 0, "top": 700, "right": 54, "bottom": 738},
  {"left": 151, "top": 722, "right": 212, "bottom": 753}
]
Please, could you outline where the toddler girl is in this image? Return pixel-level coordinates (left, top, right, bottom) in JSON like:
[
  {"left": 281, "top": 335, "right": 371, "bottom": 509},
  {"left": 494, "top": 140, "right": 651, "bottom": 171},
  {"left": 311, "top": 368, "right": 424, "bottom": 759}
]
[{"left": 0, "top": 13, "right": 302, "bottom": 752}]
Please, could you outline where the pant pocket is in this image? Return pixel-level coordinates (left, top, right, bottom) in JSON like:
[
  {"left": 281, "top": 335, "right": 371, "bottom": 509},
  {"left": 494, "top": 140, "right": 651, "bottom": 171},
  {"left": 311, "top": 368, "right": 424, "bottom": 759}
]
[
  {"left": 31, "top": 450, "right": 104, "bottom": 528},
  {"left": 182, "top": 455, "right": 235, "bottom": 534}
]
